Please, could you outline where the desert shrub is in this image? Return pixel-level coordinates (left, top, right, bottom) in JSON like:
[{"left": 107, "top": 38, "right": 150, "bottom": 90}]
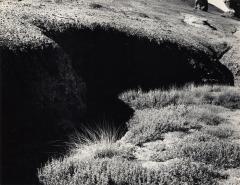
[
  {"left": 122, "top": 104, "right": 227, "bottom": 144},
  {"left": 204, "top": 126, "right": 234, "bottom": 139},
  {"left": 120, "top": 85, "right": 240, "bottom": 110},
  {"left": 180, "top": 141, "right": 240, "bottom": 168},
  {"left": 38, "top": 157, "right": 221, "bottom": 185},
  {"left": 150, "top": 132, "right": 217, "bottom": 162},
  {"left": 189, "top": 106, "right": 226, "bottom": 126},
  {"left": 120, "top": 88, "right": 184, "bottom": 110},
  {"left": 151, "top": 132, "right": 240, "bottom": 168},
  {"left": 121, "top": 105, "right": 202, "bottom": 144},
  {"left": 181, "top": 131, "right": 217, "bottom": 143},
  {"left": 212, "top": 90, "right": 240, "bottom": 109}
]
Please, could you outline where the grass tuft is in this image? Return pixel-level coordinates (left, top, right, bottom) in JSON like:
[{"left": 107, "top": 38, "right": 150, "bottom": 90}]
[{"left": 67, "top": 124, "right": 133, "bottom": 161}]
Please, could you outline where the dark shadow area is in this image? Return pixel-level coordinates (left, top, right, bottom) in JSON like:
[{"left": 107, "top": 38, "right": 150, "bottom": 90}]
[
  {"left": 1, "top": 25, "right": 234, "bottom": 184},
  {"left": 1, "top": 48, "right": 79, "bottom": 185},
  {"left": 46, "top": 25, "right": 234, "bottom": 101}
]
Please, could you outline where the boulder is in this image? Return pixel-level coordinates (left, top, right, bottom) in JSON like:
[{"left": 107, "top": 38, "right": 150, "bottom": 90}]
[
  {"left": 195, "top": 0, "right": 209, "bottom": 11},
  {"left": 224, "top": 0, "right": 240, "bottom": 17}
]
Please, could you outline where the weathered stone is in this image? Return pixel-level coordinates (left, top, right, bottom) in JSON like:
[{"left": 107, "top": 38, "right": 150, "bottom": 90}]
[
  {"left": 224, "top": 0, "right": 240, "bottom": 17},
  {"left": 195, "top": 0, "right": 209, "bottom": 11}
]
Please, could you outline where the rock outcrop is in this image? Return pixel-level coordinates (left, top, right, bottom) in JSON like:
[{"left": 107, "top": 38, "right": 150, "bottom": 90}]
[
  {"left": 0, "top": 0, "right": 240, "bottom": 184},
  {"left": 224, "top": 0, "right": 240, "bottom": 18},
  {"left": 195, "top": 0, "right": 208, "bottom": 11}
]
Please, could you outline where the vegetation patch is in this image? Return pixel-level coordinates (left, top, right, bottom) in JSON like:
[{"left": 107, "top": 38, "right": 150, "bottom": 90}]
[
  {"left": 122, "top": 104, "right": 226, "bottom": 144},
  {"left": 151, "top": 132, "right": 240, "bottom": 169},
  {"left": 120, "top": 85, "right": 240, "bottom": 110},
  {"left": 39, "top": 85, "right": 240, "bottom": 184},
  {"left": 204, "top": 125, "right": 234, "bottom": 139},
  {"left": 39, "top": 157, "right": 221, "bottom": 185},
  {"left": 180, "top": 141, "right": 240, "bottom": 168},
  {"left": 122, "top": 105, "right": 198, "bottom": 144}
]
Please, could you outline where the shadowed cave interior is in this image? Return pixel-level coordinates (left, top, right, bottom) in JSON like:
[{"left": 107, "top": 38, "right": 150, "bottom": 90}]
[{"left": 1, "top": 26, "right": 234, "bottom": 184}]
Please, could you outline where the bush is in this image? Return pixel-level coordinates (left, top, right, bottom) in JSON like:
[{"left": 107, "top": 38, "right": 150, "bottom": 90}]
[
  {"left": 122, "top": 104, "right": 226, "bottom": 144},
  {"left": 38, "top": 157, "right": 221, "bottom": 185},
  {"left": 120, "top": 88, "right": 185, "bottom": 110},
  {"left": 204, "top": 126, "right": 234, "bottom": 139},
  {"left": 180, "top": 140, "right": 240, "bottom": 168},
  {"left": 121, "top": 105, "right": 202, "bottom": 144},
  {"left": 212, "top": 90, "right": 240, "bottom": 109},
  {"left": 150, "top": 132, "right": 217, "bottom": 162},
  {"left": 120, "top": 85, "right": 240, "bottom": 110},
  {"left": 189, "top": 106, "right": 226, "bottom": 126},
  {"left": 151, "top": 132, "right": 240, "bottom": 169}
]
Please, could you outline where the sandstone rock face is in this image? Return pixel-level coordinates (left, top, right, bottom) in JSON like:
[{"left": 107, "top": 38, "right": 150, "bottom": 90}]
[
  {"left": 195, "top": 0, "right": 208, "bottom": 11},
  {"left": 224, "top": 0, "right": 240, "bottom": 17}
]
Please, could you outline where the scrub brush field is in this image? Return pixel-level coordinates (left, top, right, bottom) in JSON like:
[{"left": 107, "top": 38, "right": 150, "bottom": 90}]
[{"left": 38, "top": 85, "right": 240, "bottom": 185}]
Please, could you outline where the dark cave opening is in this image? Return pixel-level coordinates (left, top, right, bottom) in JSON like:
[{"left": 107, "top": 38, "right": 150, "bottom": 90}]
[{"left": 1, "top": 26, "right": 234, "bottom": 184}]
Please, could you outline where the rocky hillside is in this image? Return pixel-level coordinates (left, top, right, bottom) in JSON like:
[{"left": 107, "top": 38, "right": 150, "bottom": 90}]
[{"left": 1, "top": 0, "right": 240, "bottom": 184}]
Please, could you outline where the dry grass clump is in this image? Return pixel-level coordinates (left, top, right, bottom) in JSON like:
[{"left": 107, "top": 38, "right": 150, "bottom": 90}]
[
  {"left": 68, "top": 125, "right": 134, "bottom": 161},
  {"left": 120, "top": 88, "right": 182, "bottom": 110},
  {"left": 151, "top": 132, "right": 240, "bottom": 169},
  {"left": 211, "top": 89, "right": 240, "bottom": 109},
  {"left": 122, "top": 105, "right": 201, "bottom": 144},
  {"left": 119, "top": 85, "right": 240, "bottom": 110},
  {"left": 150, "top": 132, "right": 217, "bottom": 162},
  {"left": 122, "top": 104, "right": 226, "bottom": 144},
  {"left": 204, "top": 125, "right": 234, "bottom": 139},
  {"left": 38, "top": 157, "right": 221, "bottom": 185},
  {"left": 189, "top": 106, "right": 226, "bottom": 126},
  {"left": 180, "top": 140, "right": 240, "bottom": 168}
]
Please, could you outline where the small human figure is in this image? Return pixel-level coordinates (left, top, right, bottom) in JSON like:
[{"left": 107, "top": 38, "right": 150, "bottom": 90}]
[{"left": 194, "top": 0, "right": 208, "bottom": 12}]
